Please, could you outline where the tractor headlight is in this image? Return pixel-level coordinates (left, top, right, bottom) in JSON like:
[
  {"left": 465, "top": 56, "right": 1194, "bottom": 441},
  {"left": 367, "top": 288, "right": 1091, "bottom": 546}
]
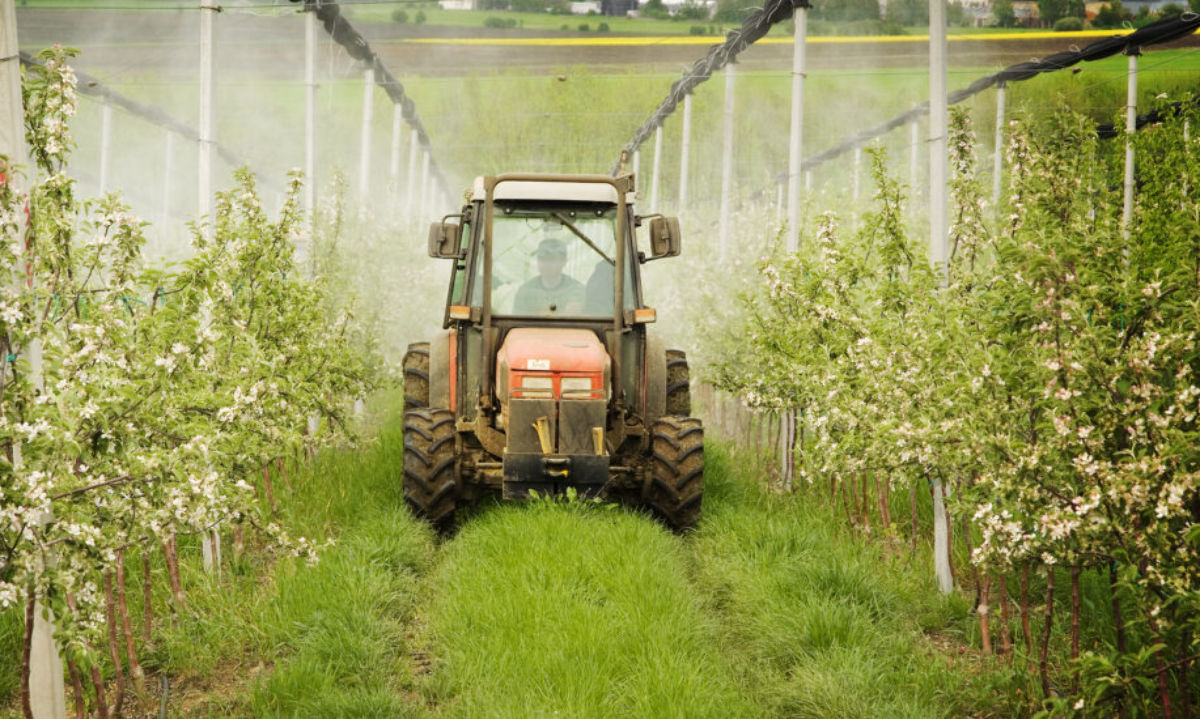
[
  {"left": 560, "top": 376, "right": 602, "bottom": 400},
  {"left": 514, "top": 374, "right": 554, "bottom": 399},
  {"left": 520, "top": 376, "right": 554, "bottom": 390},
  {"left": 560, "top": 377, "right": 592, "bottom": 392}
]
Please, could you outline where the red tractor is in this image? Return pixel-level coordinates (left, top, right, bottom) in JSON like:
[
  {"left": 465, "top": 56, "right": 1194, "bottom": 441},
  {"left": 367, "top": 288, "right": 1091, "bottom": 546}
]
[{"left": 402, "top": 173, "right": 701, "bottom": 531}]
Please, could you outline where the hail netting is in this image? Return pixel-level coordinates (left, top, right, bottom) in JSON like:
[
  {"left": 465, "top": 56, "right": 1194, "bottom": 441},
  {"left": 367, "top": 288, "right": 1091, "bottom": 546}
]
[
  {"left": 802, "top": 12, "right": 1200, "bottom": 173},
  {"left": 19, "top": 51, "right": 243, "bottom": 169},
  {"left": 609, "top": 0, "right": 807, "bottom": 176},
  {"left": 295, "top": 0, "right": 451, "bottom": 198}
]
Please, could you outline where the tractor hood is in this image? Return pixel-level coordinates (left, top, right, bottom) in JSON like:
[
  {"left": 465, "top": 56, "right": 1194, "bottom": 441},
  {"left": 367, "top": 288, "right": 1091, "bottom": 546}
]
[{"left": 496, "top": 328, "right": 611, "bottom": 403}]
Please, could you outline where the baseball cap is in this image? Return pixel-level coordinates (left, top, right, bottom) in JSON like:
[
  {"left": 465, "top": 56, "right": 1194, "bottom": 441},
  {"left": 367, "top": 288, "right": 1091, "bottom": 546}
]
[{"left": 537, "top": 238, "right": 567, "bottom": 258}]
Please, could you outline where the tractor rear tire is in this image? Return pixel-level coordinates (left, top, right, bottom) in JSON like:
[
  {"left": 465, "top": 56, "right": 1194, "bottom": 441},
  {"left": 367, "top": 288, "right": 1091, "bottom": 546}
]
[
  {"left": 645, "top": 416, "right": 703, "bottom": 531},
  {"left": 403, "top": 342, "right": 430, "bottom": 409},
  {"left": 666, "top": 349, "right": 691, "bottom": 416},
  {"left": 402, "top": 408, "right": 459, "bottom": 531}
]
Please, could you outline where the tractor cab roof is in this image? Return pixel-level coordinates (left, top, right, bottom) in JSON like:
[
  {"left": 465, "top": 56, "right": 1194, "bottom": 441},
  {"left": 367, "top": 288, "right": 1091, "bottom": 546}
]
[{"left": 469, "top": 174, "right": 636, "bottom": 205}]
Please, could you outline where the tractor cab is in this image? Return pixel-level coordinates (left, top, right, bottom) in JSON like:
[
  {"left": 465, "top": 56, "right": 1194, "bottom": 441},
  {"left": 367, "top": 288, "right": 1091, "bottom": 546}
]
[{"left": 404, "top": 173, "right": 701, "bottom": 531}]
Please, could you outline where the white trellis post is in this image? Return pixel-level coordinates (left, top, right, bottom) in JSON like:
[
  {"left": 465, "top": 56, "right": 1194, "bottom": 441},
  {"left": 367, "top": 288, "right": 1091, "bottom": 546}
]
[
  {"left": 200, "top": 5, "right": 221, "bottom": 573},
  {"left": 718, "top": 63, "right": 736, "bottom": 260},
  {"left": 389, "top": 105, "right": 403, "bottom": 201},
  {"left": 786, "top": 0, "right": 808, "bottom": 253},
  {"left": 1122, "top": 48, "right": 1139, "bottom": 241},
  {"left": 678, "top": 92, "right": 692, "bottom": 214},
  {"left": 632, "top": 149, "right": 640, "bottom": 185},
  {"left": 929, "top": 0, "right": 953, "bottom": 596},
  {"left": 992, "top": 80, "right": 1006, "bottom": 211},
  {"left": 775, "top": 178, "right": 783, "bottom": 225},
  {"left": 910, "top": 117, "right": 919, "bottom": 203},
  {"left": 358, "top": 65, "right": 374, "bottom": 215},
  {"left": 200, "top": 525, "right": 221, "bottom": 577},
  {"left": 199, "top": 1, "right": 217, "bottom": 237},
  {"left": 98, "top": 98, "right": 112, "bottom": 195},
  {"left": 405, "top": 128, "right": 418, "bottom": 219},
  {"left": 852, "top": 145, "right": 862, "bottom": 202},
  {"left": 304, "top": 4, "right": 317, "bottom": 230},
  {"left": 650, "top": 125, "right": 663, "bottom": 213},
  {"left": 419, "top": 148, "right": 430, "bottom": 220},
  {"left": 158, "top": 130, "right": 174, "bottom": 260}
]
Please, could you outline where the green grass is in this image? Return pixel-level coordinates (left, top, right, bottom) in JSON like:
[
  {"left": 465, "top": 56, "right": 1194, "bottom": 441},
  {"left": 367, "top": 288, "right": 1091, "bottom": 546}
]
[
  {"left": 691, "top": 445, "right": 1022, "bottom": 718},
  {"left": 146, "top": 393, "right": 439, "bottom": 718},
  {"left": 418, "top": 497, "right": 760, "bottom": 718}
]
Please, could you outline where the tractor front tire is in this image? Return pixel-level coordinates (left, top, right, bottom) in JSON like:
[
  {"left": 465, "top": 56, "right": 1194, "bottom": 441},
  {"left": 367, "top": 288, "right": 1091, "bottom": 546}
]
[
  {"left": 403, "top": 342, "right": 430, "bottom": 409},
  {"left": 666, "top": 349, "right": 691, "bottom": 416},
  {"left": 403, "top": 408, "right": 458, "bottom": 531},
  {"left": 645, "top": 416, "right": 703, "bottom": 531}
]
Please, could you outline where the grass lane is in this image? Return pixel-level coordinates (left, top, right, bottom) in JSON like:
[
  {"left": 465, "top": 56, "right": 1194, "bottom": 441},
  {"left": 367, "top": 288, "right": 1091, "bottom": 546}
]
[
  {"left": 144, "top": 398, "right": 439, "bottom": 718},
  {"left": 689, "top": 445, "right": 1022, "bottom": 718},
  {"left": 418, "top": 498, "right": 759, "bottom": 718}
]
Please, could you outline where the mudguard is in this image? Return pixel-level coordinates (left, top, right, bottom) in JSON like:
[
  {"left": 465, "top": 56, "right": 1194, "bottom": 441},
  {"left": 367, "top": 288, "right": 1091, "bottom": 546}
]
[
  {"left": 645, "top": 333, "right": 667, "bottom": 422},
  {"left": 429, "top": 328, "right": 452, "bottom": 409}
]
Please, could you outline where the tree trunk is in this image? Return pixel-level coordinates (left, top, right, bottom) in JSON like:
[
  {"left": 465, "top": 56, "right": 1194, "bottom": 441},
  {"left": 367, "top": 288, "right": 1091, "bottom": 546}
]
[
  {"left": 66, "top": 656, "right": 85, "bottom": 719},
  {"left": 841, "top": 478, "right": 857, "bottom": 528},
  {"left": 1039, "top": 566, "right": 1055, "bottom": 699},
  {"left": 910, "top": 484, "right": 918, "bottom": 552},
  {"left": 141, "top": 547, "right": 152, "bottom": 644},
  {"left": 1179, "top": 629, "right": 1193, "bottom": 719},
  {"left": 860, "top": 474, "right": 871, "bottom": 535},
  {"left": 163, "top": 536, "right": 185, "bottom": 610},
  {"left": 979, "top": 573, "right": 993, "bottom": 654},
  {"left": 104, "top": 573, "right": 126, "bottom": 716},
  {"left": 115, "top": 550, "right": 143, "bottom": 683},
  {"left": 1070, "top": 565, "right": 1081, "bottom": 694},
  {"left": 1110, "top": 562, "right": 1126, "bottom": 654},
  {"left": 261, "top": 465, "right": 276, "bottom": 514},
  {"left": 773, "top": 412, "right": 781, "bottom": 476},
  {"left": 966, "top": 515, "right": 980, "bottom": 612},
  {"left": 21, "top": 591, "right": 34, "bottom": 719},
  {"left": 1021, "top": 564, "right": 1034, "bottom": 673},
  {"left": 943, "top": 482, "right": 956, "bottom": 585},
  {"left": 276, "top": 457, "right": 293, "bottom": 493},
  {"left": 879, "top": 477, "right": 892, "bottom": 537},
  {"left": 89, "top": 664, "right": 110, "bottom": 719},
  {"left": 999, "top": 573, "right": 1013, "bottom": 657},
  {"left": 233, "top": 522, "right": 245, "bottom": 562},
  {"left": 1149, "top": 616, "right": 1174, "bottom": 719}
]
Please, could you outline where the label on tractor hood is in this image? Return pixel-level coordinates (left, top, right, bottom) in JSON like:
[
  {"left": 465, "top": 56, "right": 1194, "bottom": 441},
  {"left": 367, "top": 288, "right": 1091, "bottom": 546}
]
[{"left": 497, "top": 328, "right": 611, "bottom": 378}]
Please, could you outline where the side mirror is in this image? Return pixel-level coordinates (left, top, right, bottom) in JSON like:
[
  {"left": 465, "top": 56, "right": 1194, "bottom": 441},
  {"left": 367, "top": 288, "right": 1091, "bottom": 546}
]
[
  {"left": 428, "top": 221, "right": 462, "bottom": 259},
  {"left": 648, "top": 216, "right": 681, "bottom": 259}
]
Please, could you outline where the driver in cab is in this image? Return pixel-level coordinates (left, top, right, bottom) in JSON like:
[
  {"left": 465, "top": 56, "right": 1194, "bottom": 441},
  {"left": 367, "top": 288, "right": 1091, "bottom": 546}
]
[{"left": 513, "top": 235, "right": 584, "bottom": 316}]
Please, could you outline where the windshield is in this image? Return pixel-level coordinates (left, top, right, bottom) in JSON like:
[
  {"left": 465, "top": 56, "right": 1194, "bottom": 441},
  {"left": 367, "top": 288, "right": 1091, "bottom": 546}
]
[{"left": 479, "top": 204, "right": 625, "bottom": 318}]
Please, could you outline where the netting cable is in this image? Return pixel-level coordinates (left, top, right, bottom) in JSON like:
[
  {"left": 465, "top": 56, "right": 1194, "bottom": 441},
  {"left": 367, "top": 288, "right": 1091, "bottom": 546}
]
[
  {"left": 613, "top": 8, "right": 1200, "bottom": 176},
  {"left": 609, "top": 0, "right": 805, "bottom": 174},
  {"left": 293, "top": 0, "right": 452, "bottom": 197},
  {"left": 19, "top": 51, "right": 245, "bottom": 169}
]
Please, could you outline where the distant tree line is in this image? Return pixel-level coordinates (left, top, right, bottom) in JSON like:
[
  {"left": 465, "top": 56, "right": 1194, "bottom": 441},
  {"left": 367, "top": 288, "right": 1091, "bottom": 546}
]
[{"left": 992, "top": 0, "right": 1198, "bottom": 29}]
